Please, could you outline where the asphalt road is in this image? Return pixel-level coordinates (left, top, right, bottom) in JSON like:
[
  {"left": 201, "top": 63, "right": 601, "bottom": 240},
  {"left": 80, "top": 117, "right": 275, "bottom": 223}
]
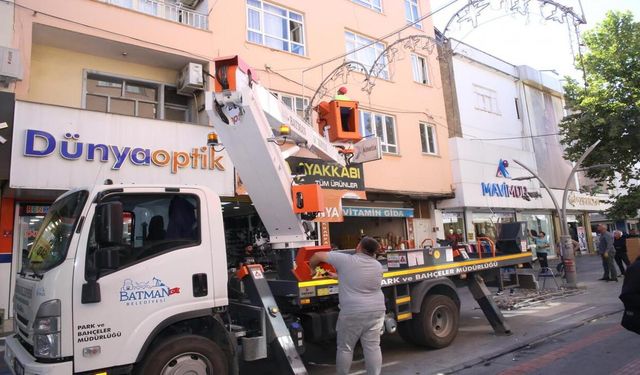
[{"left": 454, "top": 312, "right": 640, "bottom": 375}]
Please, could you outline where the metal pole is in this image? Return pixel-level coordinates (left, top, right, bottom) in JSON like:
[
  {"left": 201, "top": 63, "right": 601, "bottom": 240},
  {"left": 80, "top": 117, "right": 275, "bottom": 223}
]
[
  {"left": 513, "top": 159, "right": 561, "bottom": 214},
  {"left": 560, "top": 140, "right": 601, "bottom": 288},
  {"left": 513, "top": 159, "right": 562, "bottom": 279}
]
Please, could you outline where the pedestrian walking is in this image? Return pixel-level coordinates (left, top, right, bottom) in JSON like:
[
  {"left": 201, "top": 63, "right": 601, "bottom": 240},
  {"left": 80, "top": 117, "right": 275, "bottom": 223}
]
[
  {"left": 620, "top": 255, "right": 640, "bottom": 334},
  {"left": 613, "top": 230, "right": 631, "bottom": 276},
  {"left": 596, "top": 224, "right": 617, "bottom": 281},
  {"left": 310, "top": 237, "right": 385, "bottom": 375}
]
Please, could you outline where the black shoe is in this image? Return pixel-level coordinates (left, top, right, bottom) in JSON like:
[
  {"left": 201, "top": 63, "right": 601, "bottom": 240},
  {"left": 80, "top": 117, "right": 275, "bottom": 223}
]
[{"left": 599, "top": 277, "right": 609, "bottom": 281}]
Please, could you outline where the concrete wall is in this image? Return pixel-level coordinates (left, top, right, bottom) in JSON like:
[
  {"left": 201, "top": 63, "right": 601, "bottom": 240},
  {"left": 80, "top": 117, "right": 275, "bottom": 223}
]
[
  {"left": 29, "top": 45, "right": 177, "bottom": 108},
  {"left": 451, "top": 53, "right": 524, "bottom": 150}
]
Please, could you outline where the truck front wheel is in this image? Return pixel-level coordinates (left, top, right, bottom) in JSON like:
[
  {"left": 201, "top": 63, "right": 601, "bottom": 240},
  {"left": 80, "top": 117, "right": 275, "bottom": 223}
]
[
  {"left": 136, "top": 334, "right": 228, "bottom": 375},
  {"left": 413, "top": 294, "right": 459, "bottom": 349}
]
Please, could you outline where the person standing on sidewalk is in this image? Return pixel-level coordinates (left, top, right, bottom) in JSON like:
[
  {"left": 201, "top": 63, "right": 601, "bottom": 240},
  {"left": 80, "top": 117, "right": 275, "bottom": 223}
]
[
  {"left": 535, "top": 231, "right": 551, "bottom": 270},
  {"left": 310, "top": 237, "right": 385, "bottom": 375},
  {"left": 597, "top": 224, "right": 617, "bottom": 281},
  {"left": 613, "top": 230, "right": 631, "bottom": 276},
  {"left": 620, "top": 255, "right": 640, "bottom": 334}
]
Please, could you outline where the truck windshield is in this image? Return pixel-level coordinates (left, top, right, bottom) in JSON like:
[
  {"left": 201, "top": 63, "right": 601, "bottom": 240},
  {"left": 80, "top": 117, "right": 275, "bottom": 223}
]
[{"left": 24, "top": 190, "right": 88, "bottom": 274}]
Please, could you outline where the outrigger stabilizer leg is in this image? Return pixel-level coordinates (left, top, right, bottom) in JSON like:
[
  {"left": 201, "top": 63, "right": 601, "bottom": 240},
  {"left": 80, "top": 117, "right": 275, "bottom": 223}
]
[
  {"left": 467, "top": 273, "right": 512, "bottom": 335},
  {"left": 240, "top": 264, "right": 308, "bottom": 375}
]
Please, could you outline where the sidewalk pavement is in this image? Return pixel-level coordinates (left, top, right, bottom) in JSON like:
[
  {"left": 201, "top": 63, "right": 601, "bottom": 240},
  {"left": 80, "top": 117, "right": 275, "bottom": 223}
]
[{"left": 308, "top": 253, "right": 626, "bottom": 375}]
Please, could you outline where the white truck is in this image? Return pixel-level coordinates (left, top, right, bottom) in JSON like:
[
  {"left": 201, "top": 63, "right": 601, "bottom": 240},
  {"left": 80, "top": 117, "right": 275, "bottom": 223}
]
[{"left": 4, "top": 56, "right": 531, "bottom": 375}]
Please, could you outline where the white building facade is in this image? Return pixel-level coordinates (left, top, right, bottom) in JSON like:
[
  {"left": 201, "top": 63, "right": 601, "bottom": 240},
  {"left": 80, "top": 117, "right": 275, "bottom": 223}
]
[{"left": 438, "top": 38, "right": 608, "bottom": 257}]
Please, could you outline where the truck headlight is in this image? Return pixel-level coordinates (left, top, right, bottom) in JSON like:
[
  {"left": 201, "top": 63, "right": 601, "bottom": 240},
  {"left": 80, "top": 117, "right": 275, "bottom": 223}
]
[
  {"left": 33, "top": 299, "right": 61, "bottom": 359},
  {"left": 34, "top": 332, "right": 61, "bottom": 358}
]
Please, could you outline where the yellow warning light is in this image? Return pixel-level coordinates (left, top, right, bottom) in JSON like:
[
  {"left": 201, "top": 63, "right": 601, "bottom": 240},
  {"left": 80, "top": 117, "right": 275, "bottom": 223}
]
[
  {"left": 279, "top": 124, "right": 291, "bottom": 136},
  {"left": 207, "top": 132, "right": 219, "bottom": 146}
]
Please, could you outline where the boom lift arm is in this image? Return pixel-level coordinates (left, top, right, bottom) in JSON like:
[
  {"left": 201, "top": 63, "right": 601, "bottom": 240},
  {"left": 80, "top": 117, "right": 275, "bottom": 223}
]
[{"left": 204, "top": 56, "right": 348, "bottom": 249}]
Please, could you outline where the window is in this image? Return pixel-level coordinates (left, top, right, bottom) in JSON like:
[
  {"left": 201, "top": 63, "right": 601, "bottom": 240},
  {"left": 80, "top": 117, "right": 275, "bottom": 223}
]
[
  {"left": 272, "top": 91, "right": 309, "bottom": 118},
  {"left": 411, "top": 54, "right": 429, "bottom": 84},
  {"left": 360, "top": 110, "right": 397, "bottom": 153},
  {"left": 405, "top": 0, "right": 422, "bottom": 28},
  {"left": 473, "top": 84, "right": 500, "bottom": 114},
  {"left": 345, "top": 31, "right": 389, "bottom": 79},
  {"left": 86, "top": 193, "right": 201, "bottom": 274},
  {"left": 419, "top": 122, "right": 437, "bottom": 154},
  {"left": 25, "top": 191, "right": 88, "bottom": 274},
  {"left": 352, "top": 0, "right": 382, "bottom": 12},
  {"left": 246, "top": 0, "right": 305, "bottom": 55},
  {"left": 85, "top": 73, "right": 192, "bottom": 122}
]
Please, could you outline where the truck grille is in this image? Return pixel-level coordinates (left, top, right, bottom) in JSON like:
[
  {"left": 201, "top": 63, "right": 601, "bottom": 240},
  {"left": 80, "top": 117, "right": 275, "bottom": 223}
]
[{"left": 16, "top": 313, "right": 29, "bottom": 326}]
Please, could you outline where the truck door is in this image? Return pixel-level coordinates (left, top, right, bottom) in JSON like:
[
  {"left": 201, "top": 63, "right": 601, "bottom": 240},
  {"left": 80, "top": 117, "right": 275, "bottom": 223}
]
[{"left": 71, "top": 189, "right": 218, "bottom": 372}]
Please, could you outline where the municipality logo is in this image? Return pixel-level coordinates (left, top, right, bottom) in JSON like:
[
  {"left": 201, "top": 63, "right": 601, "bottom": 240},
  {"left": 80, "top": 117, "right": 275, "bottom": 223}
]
[
  {"left": 496, "top": 159, "right": 511, "bottom": 178},
  {"left": 119, "top": 277, "right": 180, "bottom": 306}
]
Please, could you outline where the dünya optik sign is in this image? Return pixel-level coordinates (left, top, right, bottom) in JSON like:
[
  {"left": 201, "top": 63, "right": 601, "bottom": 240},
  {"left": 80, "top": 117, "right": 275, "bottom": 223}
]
[{"left": 23, "top": 129, "right": 225, "bottom": 174}]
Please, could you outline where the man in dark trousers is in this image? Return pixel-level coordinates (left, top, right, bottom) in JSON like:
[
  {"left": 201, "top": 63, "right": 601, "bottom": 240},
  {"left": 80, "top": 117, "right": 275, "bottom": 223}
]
[
  {"left": 597, "top": 224, "right": 617, "bottom": 281},
  {"left": 310, "top": 237, "right": 385, "bottom": 375},
  {"left": 620, "top": 255, "right": 640, "bottom": 334},
  {"left": 614, "top": 230, "right": 631, "bottom": 275}
]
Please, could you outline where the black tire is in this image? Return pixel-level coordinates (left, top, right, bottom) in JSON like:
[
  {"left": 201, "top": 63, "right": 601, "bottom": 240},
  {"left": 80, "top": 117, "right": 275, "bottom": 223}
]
[
  {"left": 412, "top": 294, "right": 459, "bottom": 349},
  {"left": 136, "top": 334, "right": 228, "bottom": 375},
  {"left": 397, "top": 320, "right": 417, "bottom": 345}
]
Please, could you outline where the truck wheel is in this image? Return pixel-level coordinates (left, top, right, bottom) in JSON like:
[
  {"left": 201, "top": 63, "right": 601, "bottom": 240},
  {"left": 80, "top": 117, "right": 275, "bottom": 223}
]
[
  {"left": 413, "top": 294, "right": 459, "bottom": 349},
  {"left": 397, "top": 320, "right": 417, "bottom": 345},
  {"left": 137, "top": 334, "right": 228, "bottom": 375}
]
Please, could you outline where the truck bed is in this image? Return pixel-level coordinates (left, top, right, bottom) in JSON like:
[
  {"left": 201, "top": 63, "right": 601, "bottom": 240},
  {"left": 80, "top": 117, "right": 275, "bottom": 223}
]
[{"left": 267, "top": 248, "right": 533, "bottom": 300}]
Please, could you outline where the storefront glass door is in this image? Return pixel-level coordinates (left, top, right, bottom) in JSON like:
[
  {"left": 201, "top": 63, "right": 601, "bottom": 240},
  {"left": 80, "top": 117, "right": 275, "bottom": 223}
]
[{"left": 518, "top": 212, "right": 557, "bottom": 258}]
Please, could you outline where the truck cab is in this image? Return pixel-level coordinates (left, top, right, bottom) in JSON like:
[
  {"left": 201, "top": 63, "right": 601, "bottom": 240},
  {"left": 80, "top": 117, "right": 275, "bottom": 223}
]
[{"left": 5, "top": 185, "right": 230, "bottom": 375}]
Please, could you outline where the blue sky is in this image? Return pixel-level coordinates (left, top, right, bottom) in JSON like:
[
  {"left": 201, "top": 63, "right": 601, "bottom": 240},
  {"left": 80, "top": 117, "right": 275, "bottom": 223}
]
[{"left": 429, "top": 0, "right": 640, "bottom": 80}]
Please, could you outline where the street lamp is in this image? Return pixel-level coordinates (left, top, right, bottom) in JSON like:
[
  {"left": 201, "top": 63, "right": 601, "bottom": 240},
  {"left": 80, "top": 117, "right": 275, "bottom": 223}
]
[{"left": 513, "top": 139, "right": 603, "bottom": 288}]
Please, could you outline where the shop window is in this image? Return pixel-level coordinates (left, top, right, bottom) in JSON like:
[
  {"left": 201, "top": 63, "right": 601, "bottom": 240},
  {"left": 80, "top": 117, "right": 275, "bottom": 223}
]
[
  {"left": 472, "top": 212, "right": 515, "bottom": 242},
  {"left": 352, "top": 0, "right": 382, "bottom": 12},
  {"left": 359, "top": 109, "right": 398, "bottom": 154},
  {"left": 419, "top": 122, "right": 437, "bottom": 155},
  {"left": 443, "top": 212, "right": 465, "bottom": 244},
  {"left": 247, "top": 0, "right": 306, "bottom": 56},
  {"left": 411, "top": 54, "right": 430, "bottom": 84},
  {"left": 518, "top": 213, "right": 557, "bottom": 257},
  {"left": 345, "top": 31, "right": 389, "bottom": 79},
  {"left": 405, "top": 0, "right": 422, "bottom": 29},
  {"left": 84, "top": 73, "right": 192, "bottom": 123},
  {"left": 86, "top": 193, "right": 200, "bottom": 275}
]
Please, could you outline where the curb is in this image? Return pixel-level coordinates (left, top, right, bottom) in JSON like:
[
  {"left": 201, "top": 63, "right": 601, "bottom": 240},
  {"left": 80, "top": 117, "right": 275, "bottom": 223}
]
[{"left": 441, "top": 308, "right": 624, "bottom": 374}]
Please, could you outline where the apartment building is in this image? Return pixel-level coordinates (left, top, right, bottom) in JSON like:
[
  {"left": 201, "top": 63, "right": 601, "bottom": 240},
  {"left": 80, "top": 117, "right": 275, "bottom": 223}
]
[
  {"left": 437, "top": 37, "right": 609, "bottom": 257},
  {"left": 0, "top": 0, "right": 453, "bottom": 319}
]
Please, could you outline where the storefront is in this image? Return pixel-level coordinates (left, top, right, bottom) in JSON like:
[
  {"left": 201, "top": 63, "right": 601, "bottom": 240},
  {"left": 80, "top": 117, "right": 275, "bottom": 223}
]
[
  {"left": 439, "top": 138, "right": 609, "bottom": 260},
  {"left": 329, "top": 203, "right": 414, "bottom": 250},
  {"left": 0, "top": 101, "right": 235, "bottom": 319}
]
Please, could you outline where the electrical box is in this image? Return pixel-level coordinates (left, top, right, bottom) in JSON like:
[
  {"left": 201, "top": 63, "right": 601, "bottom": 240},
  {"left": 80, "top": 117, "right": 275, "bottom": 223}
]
[
  {"left": 316, "top": 100, "right": 362, "bottom": 143},
  {"left": 0, "top": 47, "right": 23, "bottom": 84},
  {"left": 291, "top": 184, "right": 324, "bottom": 214},
  {"left": 177, "top": 62, "right": 204, "bottom": 96}
]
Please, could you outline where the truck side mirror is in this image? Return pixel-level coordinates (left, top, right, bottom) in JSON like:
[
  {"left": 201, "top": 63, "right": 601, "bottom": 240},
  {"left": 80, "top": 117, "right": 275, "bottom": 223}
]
[
  {"left": 81, "top": 279, "right": 101, "bottom": 304},
  {"left": 95, "top": 202, "right": 124, "bottom": 246}
]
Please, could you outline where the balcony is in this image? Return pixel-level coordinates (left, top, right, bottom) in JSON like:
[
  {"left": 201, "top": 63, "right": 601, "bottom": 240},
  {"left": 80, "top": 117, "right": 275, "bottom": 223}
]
[{"left": 103, "top": 0, "right": 208, "bottom": 30}]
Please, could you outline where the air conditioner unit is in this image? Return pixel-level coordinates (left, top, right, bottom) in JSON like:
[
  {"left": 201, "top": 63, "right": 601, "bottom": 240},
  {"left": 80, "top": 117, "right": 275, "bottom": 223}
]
[
  {"left": 179, "top": 0, "right": 202, "bottom": 9},
  {"left": 177, "top": 62, "right": 204, "bottom": 96},
  {"left": 0, "top": 46, "right": 23, "bottom": 84}
]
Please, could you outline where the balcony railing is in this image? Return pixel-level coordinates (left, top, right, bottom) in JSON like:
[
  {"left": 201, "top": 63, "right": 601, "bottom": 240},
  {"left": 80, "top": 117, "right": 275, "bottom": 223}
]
[{"left": 105, "top": 0, "right": 208, "bottom": 30}]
